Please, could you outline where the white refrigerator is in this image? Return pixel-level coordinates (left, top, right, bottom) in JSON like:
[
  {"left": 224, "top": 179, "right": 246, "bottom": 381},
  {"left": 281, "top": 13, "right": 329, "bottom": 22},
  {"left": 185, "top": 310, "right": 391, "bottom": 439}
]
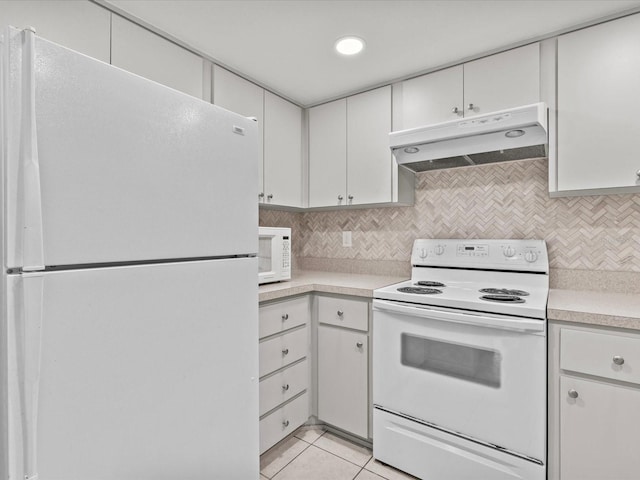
[{"left": 1, "top": 27, "right": 259, "bottom": 479}]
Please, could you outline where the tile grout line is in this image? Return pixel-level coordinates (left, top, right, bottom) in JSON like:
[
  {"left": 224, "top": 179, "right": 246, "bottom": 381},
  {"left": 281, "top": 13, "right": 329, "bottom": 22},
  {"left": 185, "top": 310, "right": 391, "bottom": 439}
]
[{"left": 263, "top": 428, "right": 326, "bottom": 479}]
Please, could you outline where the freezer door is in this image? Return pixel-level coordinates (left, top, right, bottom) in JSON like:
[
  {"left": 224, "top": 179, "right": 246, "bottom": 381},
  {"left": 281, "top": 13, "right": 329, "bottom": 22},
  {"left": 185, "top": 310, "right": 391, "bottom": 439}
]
[
  {"left": 7, "top": 258, "right": 259, "bottom": 480},
  {"left": 3, "top": 28, "right": 258, "bottom": 269}
]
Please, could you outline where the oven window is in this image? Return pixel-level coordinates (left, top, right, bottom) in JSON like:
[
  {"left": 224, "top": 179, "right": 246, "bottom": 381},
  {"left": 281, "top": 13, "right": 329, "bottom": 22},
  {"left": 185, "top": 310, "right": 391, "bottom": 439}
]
[{"left": 401, "top": 333, "right": 501, "bottom": 388}]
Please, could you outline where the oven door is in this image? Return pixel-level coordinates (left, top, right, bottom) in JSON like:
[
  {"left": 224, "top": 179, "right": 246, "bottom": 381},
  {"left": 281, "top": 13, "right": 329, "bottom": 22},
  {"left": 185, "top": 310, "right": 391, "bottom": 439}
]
[{"left": 372, "top": 299, "right": 546, "bottom": 462}]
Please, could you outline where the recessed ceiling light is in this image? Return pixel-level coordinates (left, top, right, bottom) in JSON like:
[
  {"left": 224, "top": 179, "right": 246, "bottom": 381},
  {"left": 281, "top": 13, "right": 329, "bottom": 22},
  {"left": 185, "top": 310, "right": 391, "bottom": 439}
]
[{"left": 335, "top": 36, "right": 365, "bottom": 56}]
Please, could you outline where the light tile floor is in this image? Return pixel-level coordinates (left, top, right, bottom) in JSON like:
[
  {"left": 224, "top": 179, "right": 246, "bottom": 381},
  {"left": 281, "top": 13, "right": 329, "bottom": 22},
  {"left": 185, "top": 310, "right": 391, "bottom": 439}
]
[{"left": 260, "top": 426, "right": 418, "bottom": 480}]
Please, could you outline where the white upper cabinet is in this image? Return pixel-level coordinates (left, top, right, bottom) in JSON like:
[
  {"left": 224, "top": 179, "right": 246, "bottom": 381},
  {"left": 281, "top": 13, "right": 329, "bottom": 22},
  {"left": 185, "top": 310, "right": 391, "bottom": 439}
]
[
  {"left": 394, "top": 43, "right": 540, "bottom": 131},
  {"left": 309, "top": 87, "right": 398, "bottom": 208},
  {"left": 0, "top": 0, "right": 111, "bottom": 62},
  {"left": 111, "top": 16, "right": 204, "bottom": 99},
  {"left": 397, "top": 65, "right": 463, "bottom": 129},
  {"left": 463, "top": 43, "right": 540, "bottom": 117},
  {"left": 263, "top": 92, "right": 303, "bottom": 208},
  {"left": 308, "top": 99, "right": 347, "bottom": 208},
  {"left": 347, "top": 86, "right": 392, "bottom": 205},
  {"left": 212, "top": 65, "right": 265, "bottom": 198},
  {"left": 556, "top": 13, "right": 640, "bottom": 194}
]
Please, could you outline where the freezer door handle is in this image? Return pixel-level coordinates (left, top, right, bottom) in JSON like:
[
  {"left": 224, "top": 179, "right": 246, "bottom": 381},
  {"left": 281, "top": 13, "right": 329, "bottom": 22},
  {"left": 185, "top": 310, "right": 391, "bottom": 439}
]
[
  {"left": 19, "top": 28, "right": 45, "bottom": 272},
  {"left": 373, "top": 299, "right": 545, "bottom": 333},
  {"left": 9, "top": 273, "right": 45, "bottom": 479}
]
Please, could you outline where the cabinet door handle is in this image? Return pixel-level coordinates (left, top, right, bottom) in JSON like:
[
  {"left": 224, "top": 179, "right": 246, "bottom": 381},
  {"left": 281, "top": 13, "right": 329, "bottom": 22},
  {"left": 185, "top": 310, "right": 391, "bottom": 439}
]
[
  {"left": 356, "top": 342, "right": 363, "bottom": 348},
  {"left": 636, "top": 169, "right": 640, "bottom": 178},
  {"left": 568, "top": 389, "right": 579, "bottom": 399},
  {"left": 282, "top": 348, "right": 289, "bottom": 356},
  {"left": 267, "top": 194, "right": 273, "bottom": 200},
  {"left": 338, "top": 195, "right": 344, "bottom": 201},
  {"left": 467, "top": 103, "right": 475, "bottom": 111},
  {"left": 348, "top": 194, "right": 354, "bottom": 200},
  {"left": 282, "top": 420, "right": 290, "bottom": 428},
  {"left": 613, "top": 355, "right": 625, "bottom": 366},
  {"left": 258, "top": 192, "right": 264, "bottom": 199},
  {"left": 281, "top": 313, "right": 289, "bottom": 321},
  {"left": 337, "top": 310, "right": 344, "bottom": 317},
  {"left": 452, "top": 106, "right": 460, "bottom": 114},
  {"left": 282, "top": 384, "right": 290, "bottom": 392}
]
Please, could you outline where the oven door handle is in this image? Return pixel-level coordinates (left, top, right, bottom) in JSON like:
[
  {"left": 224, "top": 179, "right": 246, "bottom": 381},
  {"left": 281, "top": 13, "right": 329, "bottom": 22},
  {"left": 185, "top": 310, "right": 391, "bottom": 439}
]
[{"left": 373, "top": 299, "right": 545, "bottom": 333}]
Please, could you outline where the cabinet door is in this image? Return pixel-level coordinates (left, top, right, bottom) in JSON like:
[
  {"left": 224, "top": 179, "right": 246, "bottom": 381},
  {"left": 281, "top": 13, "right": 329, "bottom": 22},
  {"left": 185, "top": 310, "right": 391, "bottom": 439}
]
[
  {"left": 264, "top": 92, "right": 302, "bottom": 207},
  {"left": 557, "top": 14, "right": 640, "bottom": 192},
  {"left": 213, "top": 65, "right": 265, "bottom": 198},
  {"left": 308, "top": 99, "right": 347, "bottom": 207},
  {"left": 347, "top": 86, "right": 392, "bottom": 205},
  {"left": 317, "top": 326, "right": 368, "bottom": 438},
  {"left": 111, "top": 16, "right": 203, "bottom": 99},
  {"left": 397, "top": 65, "right": 463, "bottom": 130},
  {"left": 560, "top": 376, "right": 640, "bottom": 480},
  {"left": 0, "top": 0, "right": 110, "bottom": 62},
  {"left": 463, "top": 43, "right": 540, "bottom": 117}
]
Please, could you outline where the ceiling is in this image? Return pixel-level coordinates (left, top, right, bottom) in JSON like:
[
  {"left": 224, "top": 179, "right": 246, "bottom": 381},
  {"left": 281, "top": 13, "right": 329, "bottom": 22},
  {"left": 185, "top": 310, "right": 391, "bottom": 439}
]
[{"left": 103, "top": 0, "right": 640, "bottom": 107}]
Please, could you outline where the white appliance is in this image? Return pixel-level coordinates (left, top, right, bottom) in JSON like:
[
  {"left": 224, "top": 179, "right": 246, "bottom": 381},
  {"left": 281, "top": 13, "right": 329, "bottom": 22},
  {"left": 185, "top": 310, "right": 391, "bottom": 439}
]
[
  {"left": 390, "top": 103, "right": 548, "bottom": 172},
  {"left": 1, "top": 27, "right": 259, "bottom": 479},
  {"left": 373, "top": 239, "right": 548, "bottom": 480},
  {"left": 258, "top": 226, "right": 291, "bottom": 284}
]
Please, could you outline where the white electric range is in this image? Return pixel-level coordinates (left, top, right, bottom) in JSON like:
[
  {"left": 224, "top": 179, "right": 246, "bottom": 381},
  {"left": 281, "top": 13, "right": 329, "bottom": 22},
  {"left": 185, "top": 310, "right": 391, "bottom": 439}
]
[{"left": 373, "top": 238, "right": 549, "bottom": 480}]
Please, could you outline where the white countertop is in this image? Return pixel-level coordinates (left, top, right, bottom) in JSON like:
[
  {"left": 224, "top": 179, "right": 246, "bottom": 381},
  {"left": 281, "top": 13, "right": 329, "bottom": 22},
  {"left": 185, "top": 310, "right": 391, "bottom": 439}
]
[
  {"left": 258, "top": 270, "right": 408, "bottom": 303},
  {"left": 548, "top": 289, "right": 640, "bottom": 331}
]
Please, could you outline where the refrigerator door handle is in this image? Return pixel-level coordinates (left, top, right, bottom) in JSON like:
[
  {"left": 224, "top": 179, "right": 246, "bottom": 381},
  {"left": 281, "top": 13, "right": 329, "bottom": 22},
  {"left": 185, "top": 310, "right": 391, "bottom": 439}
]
[
  {"left": 20, "top": 28, "right": 45, "bottom": 272},
  {"left": 9, "top": 273, "right": 45, "bottom": 480}
]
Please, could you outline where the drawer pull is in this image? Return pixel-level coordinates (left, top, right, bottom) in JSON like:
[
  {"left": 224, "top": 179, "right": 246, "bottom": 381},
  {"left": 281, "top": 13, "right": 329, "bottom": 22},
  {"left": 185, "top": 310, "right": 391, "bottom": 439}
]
[
  {"left": 356, "top": 342, "right": 363, "bottom": 348},
  {"left": 568, "top": 389, "right": 579, "bottom": 399},
  {"left": 613, "top": 355, "right": 625, "bottom": 366},
  {"left": 282, "top": 313, "right": 289, "bottom": 321},
  {"left": 282, "top": 384, "right": 290, "bottom": 392},
  {"left": 337, "top": 310, "right": 344, "bottom": 317},
  {"left": 282, "top": 348, "right": 289, "bottom": 356},
  {"left": 282, "top": 420, "right": 290, "bottom": 428}
]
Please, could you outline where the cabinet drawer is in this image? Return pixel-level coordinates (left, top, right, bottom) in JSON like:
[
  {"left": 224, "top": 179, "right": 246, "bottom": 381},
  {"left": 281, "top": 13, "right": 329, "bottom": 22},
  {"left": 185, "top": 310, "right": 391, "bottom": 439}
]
[
  {"left": 561, "top": 328, "right": 640, "bottom": 385},
  {"left": 259, "top": 327, "right": 307, "bottom": 378},
  {"left": 259, "top": 392, "right": 309, "bottom": 454},
  {"left": 259, "top": 360, "right": 308, "bottom": 416},
  {"left": 259, "top": 296, "right": 308, "bottom": 339},
  {"left": 318, "top": 296, "right": 368, "bottom": 331}
]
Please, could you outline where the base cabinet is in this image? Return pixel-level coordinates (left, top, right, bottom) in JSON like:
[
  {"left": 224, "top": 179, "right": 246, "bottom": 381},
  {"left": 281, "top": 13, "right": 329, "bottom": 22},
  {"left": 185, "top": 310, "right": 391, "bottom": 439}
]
[
  {"left": 258, "top": 296, "right": 310, "bottom": 453},
  {"left": 316, "top": 296, "right": 369, "bottom": 439},
  {"left": 550, "top": 322, "right": 640, "bottom": 480}
]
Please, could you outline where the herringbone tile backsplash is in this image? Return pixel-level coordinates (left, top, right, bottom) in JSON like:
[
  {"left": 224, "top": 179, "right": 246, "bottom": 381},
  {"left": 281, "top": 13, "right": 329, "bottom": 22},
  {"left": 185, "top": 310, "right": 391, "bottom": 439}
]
[{"left": 260, "top": 158, "right": 640, "bottom": 273}]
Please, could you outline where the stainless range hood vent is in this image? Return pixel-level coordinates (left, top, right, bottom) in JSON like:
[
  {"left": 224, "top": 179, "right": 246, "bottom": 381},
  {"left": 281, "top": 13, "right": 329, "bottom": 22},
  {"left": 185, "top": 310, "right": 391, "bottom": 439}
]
[{"left": 390, "top": 103, "right": 548, "bottom": 173}]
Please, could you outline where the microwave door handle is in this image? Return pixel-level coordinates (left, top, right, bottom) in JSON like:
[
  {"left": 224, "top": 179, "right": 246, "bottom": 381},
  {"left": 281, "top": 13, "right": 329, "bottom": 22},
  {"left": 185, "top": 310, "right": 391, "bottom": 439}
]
[{"left": 373, "top": 299, "right": 545, "bottom": 333}]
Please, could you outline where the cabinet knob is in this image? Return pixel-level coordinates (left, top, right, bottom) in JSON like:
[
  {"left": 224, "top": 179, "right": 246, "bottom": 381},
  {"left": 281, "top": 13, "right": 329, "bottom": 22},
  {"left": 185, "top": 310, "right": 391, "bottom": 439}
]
[
  {"left": 613, "top": 355, "right": 625, "bottom": 366},
  {"left": 281, "top": 313, "right": 289, "bottom": 321},
  {"left": 568, "top": 389, "right": 579, "bottom": 399},
  {"left": 282, "top": 384, "right": 290, "bottom": 392},
  {"left": 452, "top": 106, "right": 460, "bottom": 114},
  {"left": 468, "top": 103, "right": 475, "bottom": 111},
  {"left": 282, "top": 348, "right": 289, "bottom": 356},
  {"left": 282, "top": 420, "right": 290, "bottom": 428},
  {"left": 338, "top": 195, "right": 344, "bottom": 201},
  {"left": 636, "top": 169, "right": 640, "bottom": 178},
  {"left": 337, "top": 310, "right": 344, "bottom": 317},
  {"left": 356, "top": 342, "right": 363, "bottom": 348},
  {"left": 258, "top": 192, "right": 264, "bottom": 199},
  {"left": 348, "top": 194, "right": 354, "bottom": 201},
  {"left": 267, "top": 194, "right": 273, "bottom": 200}
]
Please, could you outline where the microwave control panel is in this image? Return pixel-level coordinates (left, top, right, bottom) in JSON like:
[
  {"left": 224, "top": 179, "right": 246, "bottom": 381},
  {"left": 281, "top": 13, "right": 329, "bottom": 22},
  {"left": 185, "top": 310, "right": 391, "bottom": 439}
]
[{"left": 282, "top": 237, "right": 290, "bottom": 268}]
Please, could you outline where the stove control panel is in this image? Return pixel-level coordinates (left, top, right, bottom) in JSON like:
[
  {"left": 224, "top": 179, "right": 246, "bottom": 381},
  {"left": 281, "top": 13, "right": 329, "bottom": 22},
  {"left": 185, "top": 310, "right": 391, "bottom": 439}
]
[{"left": 411, "top": 239, "right": 548, "bottom": 273}]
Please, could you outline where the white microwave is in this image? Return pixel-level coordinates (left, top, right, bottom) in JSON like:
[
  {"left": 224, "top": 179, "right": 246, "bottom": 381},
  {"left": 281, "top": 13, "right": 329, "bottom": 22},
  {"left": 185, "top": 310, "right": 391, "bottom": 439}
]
[{"left": 258, "top": 227, "right": 291, "bottom": 284}]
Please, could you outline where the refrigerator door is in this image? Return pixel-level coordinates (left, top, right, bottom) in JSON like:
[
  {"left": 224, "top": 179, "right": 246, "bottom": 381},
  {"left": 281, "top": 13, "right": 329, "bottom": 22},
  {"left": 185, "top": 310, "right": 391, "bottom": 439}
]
[
  {"left": 3, "top": 28, "right": 258, "bottom": 270},
  {"left": 7, "top": 258, "right": 258, "bottom": 480}
]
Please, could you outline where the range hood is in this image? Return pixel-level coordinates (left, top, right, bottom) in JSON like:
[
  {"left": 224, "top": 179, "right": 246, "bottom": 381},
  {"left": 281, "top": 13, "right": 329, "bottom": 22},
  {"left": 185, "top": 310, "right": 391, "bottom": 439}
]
[{"left": 390, "top": 103, "right": 548, "bottom": 172}]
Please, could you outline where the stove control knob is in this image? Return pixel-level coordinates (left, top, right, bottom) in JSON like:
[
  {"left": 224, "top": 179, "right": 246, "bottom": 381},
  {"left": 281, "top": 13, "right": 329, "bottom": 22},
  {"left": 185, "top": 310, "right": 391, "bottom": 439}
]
[
  {"left": 434, "top": 245, "right": 445, "bottom": 256},
  {"left": 503, "top": 246, "right": 516, "bottom": 258},
  {"left": 525, "top": 251, "right": 538, "bottom": 263},
  {"left": 418, "top": 248, "right": 428, "bottom": 259}
]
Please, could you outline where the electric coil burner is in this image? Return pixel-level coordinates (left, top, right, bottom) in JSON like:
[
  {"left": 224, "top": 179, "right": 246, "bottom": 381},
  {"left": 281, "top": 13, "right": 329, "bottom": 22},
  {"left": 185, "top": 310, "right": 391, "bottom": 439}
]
[{"left": 372, "top": 239, "right": 549, "bottom": 480}]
